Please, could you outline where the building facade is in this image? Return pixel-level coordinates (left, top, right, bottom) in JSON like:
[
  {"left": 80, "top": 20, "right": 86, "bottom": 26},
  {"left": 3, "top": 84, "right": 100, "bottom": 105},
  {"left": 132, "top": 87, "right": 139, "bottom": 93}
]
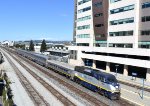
[
  {"left": 108, "top": 0, "right": 150, "bottom": 49},
  {"left": 74, "top": 0, "right": 108, "bottom": 47},
  {"left": 69, "top": 0, "right": 150, "bottom": 81}
]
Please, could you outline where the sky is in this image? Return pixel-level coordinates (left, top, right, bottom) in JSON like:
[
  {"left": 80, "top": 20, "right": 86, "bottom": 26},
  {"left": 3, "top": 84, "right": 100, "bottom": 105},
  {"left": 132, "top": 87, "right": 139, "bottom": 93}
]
[{"left": 0, "top": 0, "right": 74, "bottom": 41}]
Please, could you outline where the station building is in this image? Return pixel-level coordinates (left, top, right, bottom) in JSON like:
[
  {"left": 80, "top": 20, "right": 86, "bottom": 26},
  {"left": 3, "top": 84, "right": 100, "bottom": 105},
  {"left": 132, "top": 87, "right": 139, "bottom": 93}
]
[{"left": 68, "top": 0, "right": 150, "bottom": 81}]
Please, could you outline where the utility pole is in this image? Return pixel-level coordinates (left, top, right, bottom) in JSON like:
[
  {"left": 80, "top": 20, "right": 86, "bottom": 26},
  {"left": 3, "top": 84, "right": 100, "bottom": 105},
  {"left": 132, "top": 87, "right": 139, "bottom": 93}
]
[{"left": 142, "top": 78, "right": 144, "bottom": 99}]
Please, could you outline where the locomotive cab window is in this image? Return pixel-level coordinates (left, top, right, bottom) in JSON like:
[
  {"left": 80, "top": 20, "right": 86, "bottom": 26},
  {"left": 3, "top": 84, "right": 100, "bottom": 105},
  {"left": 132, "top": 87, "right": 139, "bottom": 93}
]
[{"left": 107, "top": 77, "right": 118, "bottom": 83}]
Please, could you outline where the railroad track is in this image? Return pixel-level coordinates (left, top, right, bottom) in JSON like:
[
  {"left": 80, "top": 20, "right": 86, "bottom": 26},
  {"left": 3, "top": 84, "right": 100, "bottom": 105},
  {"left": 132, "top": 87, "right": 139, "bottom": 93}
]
[
  {"left": 3, "top": 49, "right": 76, "bottom": 106},
  {"left": 3, "top": 52, "right": 49, "bottom": 106},
  {"left": 3, "top": 47, "right": 136, "bottom": 106}
]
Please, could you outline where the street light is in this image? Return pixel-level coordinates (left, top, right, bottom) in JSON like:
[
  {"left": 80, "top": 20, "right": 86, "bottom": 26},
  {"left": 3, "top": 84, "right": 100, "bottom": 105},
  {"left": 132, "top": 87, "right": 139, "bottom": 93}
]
[{"left": 115, "top": 64, "right": 119, "bottom": 76}]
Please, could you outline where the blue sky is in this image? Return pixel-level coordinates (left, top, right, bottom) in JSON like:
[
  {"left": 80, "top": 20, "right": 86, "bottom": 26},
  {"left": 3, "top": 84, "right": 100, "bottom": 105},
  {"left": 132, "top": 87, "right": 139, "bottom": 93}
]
[{"left": 0, "top": 0, "right": 74, "bottom": 41}]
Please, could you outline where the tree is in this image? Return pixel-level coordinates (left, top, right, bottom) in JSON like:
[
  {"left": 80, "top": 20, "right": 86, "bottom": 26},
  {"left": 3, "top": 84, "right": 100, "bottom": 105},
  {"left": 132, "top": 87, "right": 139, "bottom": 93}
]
[
  {"left": 29, "top": 40, "right": 35, "bottom": 51},
  {"left": 14, "top": 43, "right": 25, "bottom": 50},
  {"left": 40, "top": 39, "right": 47, "bottom": 53}
]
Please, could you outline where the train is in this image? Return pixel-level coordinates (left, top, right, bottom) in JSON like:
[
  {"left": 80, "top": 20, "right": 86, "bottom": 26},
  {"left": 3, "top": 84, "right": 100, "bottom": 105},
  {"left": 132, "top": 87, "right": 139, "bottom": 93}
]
[{"left": 16, "top": 49, "right": 121, "bottom": 100}]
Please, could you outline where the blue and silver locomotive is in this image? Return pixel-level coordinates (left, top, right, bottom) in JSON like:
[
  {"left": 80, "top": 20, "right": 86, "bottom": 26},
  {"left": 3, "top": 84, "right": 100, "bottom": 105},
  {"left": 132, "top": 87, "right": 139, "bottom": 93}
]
[{"left": 71, "top": 66, "right": 120, "bottom": 99}]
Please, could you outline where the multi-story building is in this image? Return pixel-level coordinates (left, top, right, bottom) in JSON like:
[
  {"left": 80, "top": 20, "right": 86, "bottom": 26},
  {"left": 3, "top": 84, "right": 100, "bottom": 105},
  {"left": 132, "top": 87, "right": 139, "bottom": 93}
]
[{"left": 69, "top": 0, "right": 150, "bottom": 81}]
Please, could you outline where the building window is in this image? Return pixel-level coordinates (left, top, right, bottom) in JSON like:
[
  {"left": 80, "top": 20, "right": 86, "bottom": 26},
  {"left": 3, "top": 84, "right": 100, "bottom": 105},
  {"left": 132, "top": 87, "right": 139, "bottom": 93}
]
[
  {"left": 110, "top": 17, "right": 134, "bottom": 25},
  {"left": 109, "top": 30, "right": 133, "bottom": 36},
  {"left": 141, "top": 30, "right": 150, "bottom": 36},
  {"left": 78, "top": 0, "right": 91, "bottom": 5},
  {"left": 93, "top": 2, "right": 102, "bottom": 8},
  {"left": 110, "top": 0, "right": 122, "bottom": 3},
  {"left": 95, "top": 24, "right": 104, "bottom": 27},
  {"left": 77, "top": 43, "right": 89, "bottom": 46},
  {"left": 77, "top": 15, "right": 91, "bottom": 22},
  {"left": 77, "top": 25, "right": 90, "bottom": 30},
  {"left": 94, "top": 13, "right": 103, "bottom": 17},
  {"left": 142, "top": 2, "right": 150, "bottom": 9},
  {"left": 139, "top": 42, "right": 150, "bottom": 49},
  {"left": 141, "top": 16, "right": 150, "bottom": 22},
  {"left": 110, "top": 5, "right": 134, "bottom": 14},
  {"left": 78, "top": 6, "right": 91, "bottom": 13},
  {"left": 76, "top": 34, "right": 90, "bottom": 38},
  {"left": 109, "top": 43, "right": 133, "bottom": 48}
]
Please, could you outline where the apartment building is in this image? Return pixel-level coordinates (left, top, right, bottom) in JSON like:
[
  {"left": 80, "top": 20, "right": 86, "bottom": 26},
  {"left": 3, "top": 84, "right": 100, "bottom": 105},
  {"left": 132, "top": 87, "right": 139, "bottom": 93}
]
[{"left": 69, "top": 0, "right": 150, "bottom": 81}]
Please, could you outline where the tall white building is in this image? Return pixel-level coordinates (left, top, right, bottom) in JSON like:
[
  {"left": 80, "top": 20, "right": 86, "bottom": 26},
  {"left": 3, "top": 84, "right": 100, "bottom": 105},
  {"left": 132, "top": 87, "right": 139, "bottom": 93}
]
[{"left": 69, "top": 0, "right": 150, "bottom": 81}]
